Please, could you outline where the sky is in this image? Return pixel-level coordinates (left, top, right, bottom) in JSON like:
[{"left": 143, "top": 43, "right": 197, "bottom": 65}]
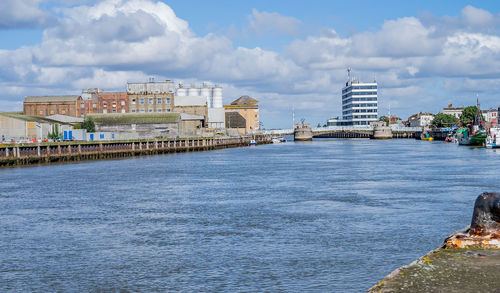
[{"left": 1, "top": 0, "right": 500, "bottom": 128}]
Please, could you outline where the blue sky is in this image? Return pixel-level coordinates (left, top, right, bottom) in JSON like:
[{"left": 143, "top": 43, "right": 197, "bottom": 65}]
[{"left": 1, "top": 0, "right": 500, "bottom": 128}]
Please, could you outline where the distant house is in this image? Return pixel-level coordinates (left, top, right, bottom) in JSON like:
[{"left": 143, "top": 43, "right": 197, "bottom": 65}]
[
  {"left": 408, "top": 113, "right": 434, "bottom": 128},
  {"left": 442, "top": 104, "right": 465, "bottom": 119},
  {"left": 224, "top": 96, "right": 259, "bottom": 134},
  {"left": 24, "top": 95, "right": 82, "bottom": 117}
]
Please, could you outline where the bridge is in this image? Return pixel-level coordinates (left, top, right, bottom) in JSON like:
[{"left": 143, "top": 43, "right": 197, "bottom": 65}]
[{"left": 262, "top": 125, "right": 423, "bottom": 139}]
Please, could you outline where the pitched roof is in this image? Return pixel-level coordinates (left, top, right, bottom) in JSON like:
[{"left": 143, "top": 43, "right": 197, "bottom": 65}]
[
  {"left": 88, "top": 113, "right": 180, "bottom": 124},
  {"left": 46, "top": 114, "right": 84, "bottom": 123},
  {"left": 24, "top": 95, "right": 81, "bottom": 103},
  {"left": 0, "top": 112, "right": 70, "bottom": 124},
  {"left": 230, "top": 95, "right": 259, "bottom": 106}
]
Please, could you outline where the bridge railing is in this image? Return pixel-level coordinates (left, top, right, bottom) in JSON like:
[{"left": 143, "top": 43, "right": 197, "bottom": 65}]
[
  {"left": 390, "top": 125, "right": 422, "bottom": 132},
  {"left": 263, "top": 125, "right": 423, "bottom": 135},
  {"left": 313, "top": 126, "right": 373, "bottom": 132}
]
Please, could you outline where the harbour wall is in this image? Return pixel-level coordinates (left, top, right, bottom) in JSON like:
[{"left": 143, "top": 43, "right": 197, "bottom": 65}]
[{"left": 0, "top": 136, "right": 271, "bottom": 168}]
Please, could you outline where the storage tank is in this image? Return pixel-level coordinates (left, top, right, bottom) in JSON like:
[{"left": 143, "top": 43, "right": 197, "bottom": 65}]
[
  {"left": 177, "top": 87, "right": 186, "bottom": 96},
  {"left": 177, "top": 83, "right": 186, "bottom": 96},
  {"left": 212, "top": 85, "right": 223, "bottom": 108},
  {"left": 188, "top": 84, "right": 199, "bottom": 96},
  {"left": 200, "top": 84, "right": 212, "bottom": 108}
]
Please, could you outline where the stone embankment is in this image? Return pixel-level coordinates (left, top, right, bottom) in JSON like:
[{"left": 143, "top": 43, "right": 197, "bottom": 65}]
[
  {"left": 0, "top": 135, "right": 270, "bottom": 168},
  {"left": 368, "top": 192, "right": 500, "bottom": 292}
]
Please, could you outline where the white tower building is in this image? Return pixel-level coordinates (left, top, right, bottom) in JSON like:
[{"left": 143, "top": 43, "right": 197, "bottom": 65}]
[{"left": 340, "top": 70, "right": 378, "bottom": 126}]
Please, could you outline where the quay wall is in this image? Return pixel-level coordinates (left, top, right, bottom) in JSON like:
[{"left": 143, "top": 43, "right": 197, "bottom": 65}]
[{"left": 0, "top": 136, "right": 271, "bottom": 168}]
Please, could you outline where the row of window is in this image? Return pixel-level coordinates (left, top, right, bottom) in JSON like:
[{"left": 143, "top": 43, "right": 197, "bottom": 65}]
[
  {"left": 343, "top": 102, "right": 378, "bottom": 108},
  {"left": 348, "top": 115, "right": 378, "bottom": 119},
  {"left": 342, "top": 85, "right": 377, "bottom": 93},
  {"left": 80, "top": 101, "right": 126, "bottom": 108},
  {"left": 131, "top": 109, "right": 172, "bottom": 113},
  {"left": 132, "top": 98, "right": 171, "bottom": 105},
  {"left": 102, "top": 109, "right": 126, "bottom": 114},
  {"left": 343, "top": 109, "right": 378, "bottom": 114},
  {"left": 342, "top": 91, "right": 377, "bottom": 98},
  {"left": 342, "top": 97, "right": 378, "bottom": 104}
]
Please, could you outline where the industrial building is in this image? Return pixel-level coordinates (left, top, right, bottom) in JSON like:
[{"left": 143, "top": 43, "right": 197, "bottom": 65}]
[
  {"left": 23, "top": 96, "right": 83, "bottom": 117},
  {"left": 0, "top": 112, "right": 73, "bottom": 142},
  {"left": 127, "top": 79, "right": 175, "bottom": 114},
  {"left": 176, "top": 82, "right": 225, "bottom": 129},
  {"left": 224, "top": 96, "right": 260, "bottom": 134},
  {"left": 88, "top": 112, "right": 204, "bottom": 139}
]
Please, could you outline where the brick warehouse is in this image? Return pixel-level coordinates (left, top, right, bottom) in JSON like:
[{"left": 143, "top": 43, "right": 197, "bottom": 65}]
[{"left": 24, "top": 96, "right": 83, "bottom": 117}]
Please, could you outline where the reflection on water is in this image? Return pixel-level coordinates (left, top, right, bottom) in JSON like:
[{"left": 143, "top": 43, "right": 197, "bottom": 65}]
[{"left": 1, "top": 139, "right": 499, "bottom": 292}]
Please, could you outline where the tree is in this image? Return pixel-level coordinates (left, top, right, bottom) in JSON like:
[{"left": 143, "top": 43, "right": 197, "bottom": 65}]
[
  {"left": 82, "top": 117, "right": 95, "bottom": 132},
  {"left": 379, "top": 116, "right": 389, "bottom": 126},
  {"left": 460, "top": 106, "right": 477, "bottom": 126},
  {"left": 431, "top": 113, "right": 458, "bottom": 128},
  {"left": 48, "top": 124, "right": 60, "bottom": 139}
]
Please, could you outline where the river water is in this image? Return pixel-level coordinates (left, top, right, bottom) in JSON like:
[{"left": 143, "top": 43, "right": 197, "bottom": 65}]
[{"left": 1, "top": 139, "right": 500, "bottom": 292}]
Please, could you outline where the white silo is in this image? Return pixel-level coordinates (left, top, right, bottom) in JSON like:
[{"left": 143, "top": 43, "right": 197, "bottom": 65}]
[
  {"left": 212, "top": 85, "right": 223, "bottom": 108},
  {"left": 177, "top": 83, "right": 186, "bottom": 96},
  {"left": 188, "top": 84, "right": 199, "bottom": 96},
  {"left": 200, "top": 83, "right": 212, "bottom": 108}
]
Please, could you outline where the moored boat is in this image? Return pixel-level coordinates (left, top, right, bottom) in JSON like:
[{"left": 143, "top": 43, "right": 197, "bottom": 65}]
[
  {"left": 249, "top": 139, "right": 257, "bottom": 146},
  {"left": 457, "top": 128, "right": 487, "bottom": 146},
  {"left": 486, "top": 127, "right": 500, "bottom": 149},
  {"left": 272, "top": 136, "right": 286, "bottom": 144}
]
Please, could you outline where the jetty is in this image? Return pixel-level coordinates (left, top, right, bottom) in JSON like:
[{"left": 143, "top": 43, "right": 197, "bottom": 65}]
[{"left": 0, "top": 135, "right": 270, "bottom": 168}]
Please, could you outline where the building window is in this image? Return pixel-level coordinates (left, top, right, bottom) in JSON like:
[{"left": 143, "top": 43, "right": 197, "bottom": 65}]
[
  {"left": 131, "top": 109, "right": 136, "bottom": 113},
  {"left": 112, "top": 109, "right": 116, "bottom": 113},
  {"left": 140, "top": 109, "right": 145, "bottom": 113},
  {"left": 103, "top": 103, "right": 107, "bottom": 108},
  {"left": 121, "top": 100, "right": 125, "bottom": 106},
  {"left": 157, "top": 98, "right": 162, "bottom": 104},
  {"left": 140, "top": 98, "right": 144, "bottom": 104},
  {"left": 39, "top": 110, "right": 43, "bottom": 115},
  {"left": 165, "top": 98, "right": 171, "bottom": 104},
  {"left": 81, "top": 103, "right": 84, "bottom": 108},
  {"left": 132, "top": 99, "right": 136, "bottom": 105},
  {"left": 148, "top": 109, "right": 153, "bottom": 112},
  {"left": 157, "top": 109, "right": 162, "bottom": 112},
  {"left": 92, "top": 103, "right": 97, "bottom": 108},
  {"left": 112, "top": 103, "right": 116, "bottom": 108},
  {"left": 103, "top": 109, "right": 107, "bottom": 113},
  {"left": 166, "top": 109, "right": 171, "bottom": 112},
  {"left": 121, "top": 109, "right": 125, "bottom": 113},
  {"left": 149, "top": 98, "right": 153, "bottom": 104}
]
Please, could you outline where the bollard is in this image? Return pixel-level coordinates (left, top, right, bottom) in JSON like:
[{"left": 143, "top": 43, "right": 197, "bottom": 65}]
[{"left": 444, "top": 192, "right": 500, "bottom": 248}]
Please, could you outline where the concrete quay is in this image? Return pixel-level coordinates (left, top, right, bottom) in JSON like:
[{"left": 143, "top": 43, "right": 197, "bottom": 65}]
[
  {"left": 0, "top": 135, "right": 271, "bottom": 168},
  {"left": 368, "top": 192, "right": 500, "bottom": 292}
]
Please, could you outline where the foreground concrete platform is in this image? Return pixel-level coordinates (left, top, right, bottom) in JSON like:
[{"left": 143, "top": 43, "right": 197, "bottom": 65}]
[{"left": 368, "top": 246, "right": 500, "bottom": 292}]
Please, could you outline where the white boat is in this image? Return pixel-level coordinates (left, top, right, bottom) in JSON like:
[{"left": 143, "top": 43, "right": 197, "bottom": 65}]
[
  {"left": 272, "top": 136, "right": 286, "bottom": 144},
  {"left": 486, "top": 127, "right": 500, "bottom": 149},
  {"left": 249, "top": 139, "right": 257, "bottom": 146}
]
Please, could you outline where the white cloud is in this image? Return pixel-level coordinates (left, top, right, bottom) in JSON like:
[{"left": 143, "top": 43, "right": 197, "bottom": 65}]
[
  {"left": 248, "top": 9, "right": 302, "bottom": 36},
  {"left": 461, "top": 5, "right": 495, "bottom": 27},
  {"left": 0, "top": 0, "right": 55, "bottom": 28}
]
